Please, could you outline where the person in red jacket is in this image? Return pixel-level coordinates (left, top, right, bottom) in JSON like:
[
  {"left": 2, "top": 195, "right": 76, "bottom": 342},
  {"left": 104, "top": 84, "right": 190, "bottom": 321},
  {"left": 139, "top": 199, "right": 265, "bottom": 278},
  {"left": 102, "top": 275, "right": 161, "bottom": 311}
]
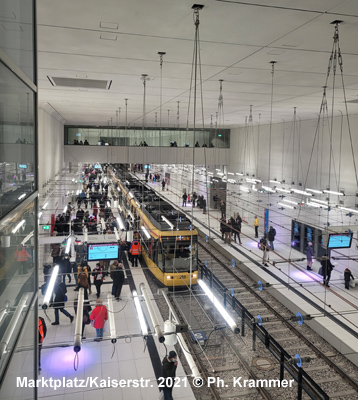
[
  {"left": 129, "top": 239, "right": 141, "bottom": 267},
  {"left": 38, "top": 317, "right": 47, "bottom": 372},
  {"left": 90, "top": 299, "right": 108, "bottom": 341},
  {"left": 15, "top": 245, "right": 32, "bottom": 275}
]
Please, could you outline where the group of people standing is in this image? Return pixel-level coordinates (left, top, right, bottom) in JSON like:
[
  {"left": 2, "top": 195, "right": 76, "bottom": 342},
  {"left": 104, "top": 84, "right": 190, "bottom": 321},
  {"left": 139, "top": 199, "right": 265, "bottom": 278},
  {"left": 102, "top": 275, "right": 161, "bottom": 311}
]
[{"left": 220, "top": 215, "right": 243, "bottom": 246}]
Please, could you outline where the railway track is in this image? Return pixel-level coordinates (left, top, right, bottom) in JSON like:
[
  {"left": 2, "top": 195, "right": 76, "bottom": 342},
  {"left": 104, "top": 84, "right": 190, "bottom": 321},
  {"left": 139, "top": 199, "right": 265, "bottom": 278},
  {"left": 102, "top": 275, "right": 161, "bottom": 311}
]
[{"left": 195, "top": 238, "right": 358, "bottom": 399}]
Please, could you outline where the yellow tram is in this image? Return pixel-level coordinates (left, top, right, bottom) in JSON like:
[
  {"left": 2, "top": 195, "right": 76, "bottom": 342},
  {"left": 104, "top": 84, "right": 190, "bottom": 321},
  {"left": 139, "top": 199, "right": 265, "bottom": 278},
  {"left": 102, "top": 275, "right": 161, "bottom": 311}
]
[{"left": 109, "top": 167, "right": 198, "bottom": 288}]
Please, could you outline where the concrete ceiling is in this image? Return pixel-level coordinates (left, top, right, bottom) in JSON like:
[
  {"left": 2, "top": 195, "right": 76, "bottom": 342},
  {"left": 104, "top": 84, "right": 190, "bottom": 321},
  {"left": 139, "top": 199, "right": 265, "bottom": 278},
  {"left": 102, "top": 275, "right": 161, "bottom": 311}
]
[{"left": 37, "top": 0, "right": 358, "bottom": 128}]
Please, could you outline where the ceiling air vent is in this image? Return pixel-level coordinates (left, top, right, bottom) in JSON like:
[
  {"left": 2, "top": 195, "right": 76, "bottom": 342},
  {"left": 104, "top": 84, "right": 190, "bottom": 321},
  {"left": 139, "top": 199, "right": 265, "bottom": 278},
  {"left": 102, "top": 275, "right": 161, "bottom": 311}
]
[{"left": 47, "top": 77, "right": 112, "bottom": 90}]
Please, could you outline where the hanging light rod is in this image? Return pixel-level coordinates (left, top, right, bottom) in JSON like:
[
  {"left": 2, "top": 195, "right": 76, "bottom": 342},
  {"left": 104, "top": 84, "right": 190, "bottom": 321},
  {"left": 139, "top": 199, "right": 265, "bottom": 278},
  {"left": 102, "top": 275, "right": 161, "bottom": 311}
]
[
  {"left": 276, "top": 188, "right": 291, "bottom": 193},
  {"left": 262, "top": 186, "right": 276, "bottom": 193},
  {"left": 310, "top": 198, "right": 328, "bottom": 205},
  {"left": 278, "top": 202, "right": 295, "bottom": 209},
  {"left": 323, "top": 190, "right": 344, "bottom": 196},
  {"left": 290, "top": 189, "right": 312, "bottom": 196},
  {"left": 339, "top": 206, "right": 358, "bottom": 214},
  {"left": 236, "top": 172, "right": 244, "bottom": 176},
  {"left": 270, "top": 180, "right": 281, "bottom": 184},
  {"left": 306, "top": 188, "right": 323, "bottom": 194}
]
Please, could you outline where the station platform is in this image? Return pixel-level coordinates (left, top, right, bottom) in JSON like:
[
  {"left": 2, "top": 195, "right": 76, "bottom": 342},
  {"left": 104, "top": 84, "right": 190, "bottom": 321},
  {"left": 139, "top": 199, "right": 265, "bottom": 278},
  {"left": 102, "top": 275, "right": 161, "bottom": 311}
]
[
  {"left": 137, "top": 172, "right": 358, "bottom": 368},
  {"left": 2, "top": 173, "right": 195, "bottom": 400}
]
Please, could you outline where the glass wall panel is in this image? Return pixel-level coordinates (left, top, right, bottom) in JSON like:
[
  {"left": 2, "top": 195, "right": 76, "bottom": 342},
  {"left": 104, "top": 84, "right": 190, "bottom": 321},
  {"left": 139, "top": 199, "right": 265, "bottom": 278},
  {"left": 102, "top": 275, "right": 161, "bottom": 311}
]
[
  {"left": 0, "top": 62, "right": 36, "bottom": 217},
  {"left": 0, "top": 0, "right": 35, "bottom": 82},
  {"left": 65, "top": 126, "right": 230, "bottom": 148},
  {"left": 0, "top": 305, "right": 36, "bottom": 399},
  {"left": 0, "top": 200, "right": 36, "bottom": 382}
]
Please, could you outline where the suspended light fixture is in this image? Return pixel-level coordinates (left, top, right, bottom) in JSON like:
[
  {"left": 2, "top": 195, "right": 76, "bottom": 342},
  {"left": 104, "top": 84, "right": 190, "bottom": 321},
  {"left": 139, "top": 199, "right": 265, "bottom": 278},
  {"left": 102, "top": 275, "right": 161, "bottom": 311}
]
[
  {"left": 310, "top": 198, "right": 328, "bottom": 205},
  {"left": 133, "top": 290, "right": 148, "bottom": 337},
  {"left": 198, "top": 280, "right": 239, "bottom": 334},
  {"left": 339, "top": 206, "right": 358, "bottom": 214},
  {"left": 227, "top": 172, "right": 234, "bottom": 175},
  {"left": 65, "top": 237, "right": 72, "bottom": 256},
  {"left": 307, "top": 202, "right": 328, "bottom": 209},
  {"left": 128, "top": 192, "right": 134, "bottom": 199},
  {"left": 306, "top": 188, "right": 323, "bottom": 194},
  {"left": 18, "top": 193, "right": 26, "bottom": 200},
  {"left": 116, "top": 217, "right": 125, "bottom": 231},
  {"left": 270, "top": 180, "right": 281, "bottom": 184},
  {"left": 42, "top": 202, "right": 48, "bottom": 209},
  {"left": 323, "top": 190, "right": 344, "bottom": 196},
  {"left": 261, "top": 186, "right": 276, "bottom": 193},
  {"left": 282, "top": 199, "right": 299, "bottom": 205},
  {"left": 278, "top": 202, "right": 295, "bottom": 209},
  {"left": 236, "top": 172, "right": 244, "bottom": 176},
  {"left": 290, "top": 189, "right": 312, "bottom": 196},
  {"left": 276, "top": 188, "right": 291, "bottom": 193},
  {"left": 42, "top": 265, "right": 59, "bottom": 309}
]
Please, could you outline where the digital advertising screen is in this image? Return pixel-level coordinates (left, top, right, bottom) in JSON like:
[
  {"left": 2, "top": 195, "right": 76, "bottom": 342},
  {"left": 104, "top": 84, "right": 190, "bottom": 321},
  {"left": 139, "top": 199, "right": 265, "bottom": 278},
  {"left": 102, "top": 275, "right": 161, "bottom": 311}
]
[
  {"left": 87, "top": 243, "right": 119, "bottom": 261},
  {"left": 327, "top": 233, "right": 353, "bottom": 249}
]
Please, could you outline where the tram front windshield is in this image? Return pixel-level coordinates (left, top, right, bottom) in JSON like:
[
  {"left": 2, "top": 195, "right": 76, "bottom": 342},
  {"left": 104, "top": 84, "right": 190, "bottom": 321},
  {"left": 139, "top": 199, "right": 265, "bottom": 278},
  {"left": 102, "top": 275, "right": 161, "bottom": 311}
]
[{"left": 162, "top": 239, "right": 197, "bottom": 273}]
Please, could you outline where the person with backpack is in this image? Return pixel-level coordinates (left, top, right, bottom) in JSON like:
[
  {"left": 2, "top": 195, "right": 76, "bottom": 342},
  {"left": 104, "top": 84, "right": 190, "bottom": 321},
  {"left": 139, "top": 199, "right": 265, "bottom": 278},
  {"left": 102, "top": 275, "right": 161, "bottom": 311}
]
[
  {"left": 38, "top": 317, "right": 47, "bottom": 372},
  {"left": 344, "top": 268, "right": 354, "bottom": 289},
  {"left": 267, "top": 226, "right": 276, "bottom": 250}
]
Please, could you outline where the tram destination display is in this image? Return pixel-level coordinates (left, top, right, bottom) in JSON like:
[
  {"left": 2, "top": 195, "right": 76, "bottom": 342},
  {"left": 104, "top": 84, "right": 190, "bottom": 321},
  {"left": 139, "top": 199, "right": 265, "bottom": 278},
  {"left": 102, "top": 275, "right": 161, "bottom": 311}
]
[
  {"left": 327, "top": 233, "right": 353, "bottom": 249},
  {"left": 87, "top": 243, "right": 119, "bottom": 261}
]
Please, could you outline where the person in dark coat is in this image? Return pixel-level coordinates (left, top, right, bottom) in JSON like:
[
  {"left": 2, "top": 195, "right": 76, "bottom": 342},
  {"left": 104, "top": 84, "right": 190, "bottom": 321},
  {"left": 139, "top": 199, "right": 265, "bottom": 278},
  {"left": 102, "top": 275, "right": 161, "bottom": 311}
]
[
  {"left": 192, "top": 192, "right": 197, "bottom": 208},
  {"left": 320, "top": 254, "right": 334, "bottom": 287},
  {"left": 220, "top": 217, "right": 226, "bottom": 240},
  {"left": 51, "top": 277, "right": 74, "bottom": 325},
  {"left": 267, "top": 226, "right": 276, "bottom": 250},
  {"left": 182, "top": 193, "right": 187, "bottom": 207},
  {"left": 202, "top": 198, "right": 207, "bottom": 214},
  {"left": 220, "top": 201, "right": 226, "bottom": 219},
  {"left": 344, "top": 268, "right": 354, "bottom": 289},
  {"left": 233, "top": 214, "right": 242, "bottom": 244},
  {"left": 92, "top": 263, "right": 106, "bottom": 298},
  {"left": 160, "top": 350, "right": 178, "bottom": 400},
  {"left": 110, "top": 261, "right": 125, "bottom": 301}
]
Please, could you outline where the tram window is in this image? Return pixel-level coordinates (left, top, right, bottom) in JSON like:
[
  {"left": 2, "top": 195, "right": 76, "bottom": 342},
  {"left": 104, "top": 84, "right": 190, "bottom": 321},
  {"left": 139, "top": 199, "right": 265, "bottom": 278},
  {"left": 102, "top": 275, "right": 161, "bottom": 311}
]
[{"left": 162, "top": 241, "right": 197, "bottom": 272}]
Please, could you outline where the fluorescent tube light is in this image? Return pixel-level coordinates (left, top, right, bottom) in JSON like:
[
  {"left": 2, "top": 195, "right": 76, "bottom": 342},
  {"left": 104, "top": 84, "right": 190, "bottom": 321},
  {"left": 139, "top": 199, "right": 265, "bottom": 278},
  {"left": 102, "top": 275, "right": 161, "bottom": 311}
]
[
  {"left": 236, "top": 172, "right": 244, "bottom": 176},
  {"left": 306, "top": 188, "right": 323, "bottom": 194},
  {"left": 262, "top": 186, "right": 276, "bottom": 193},
  {"left": 270, "top": 180, "right": 281, "bottom": 184},
  {"left": 65, "top": 237, "right": 72, "bottom": 255},
  {"left": 42, "top": 265, "right": 59, "bottom": 309},
  {"left": 141, "top": 226, "right": 151, "bottom": 239},
  {"left": 107, "top": 201, "right": 111, "bottom": 207},
  {"left": 198, "top": 280, "right": 239, "bottom": 334},
  {"left": 133, "top": 290, "right": 148, "bottom": 336},
  {"left": 310, "top": 198, "right": 328, "bottom": 205},
  {"left": 246, "top": 178, "right": 256, "bottom": 184},
  {"left": 12, "top": 220, "right": 25, "bottom": 234},
  {"left": 217, "top": 172, "right": 224, "bottom": 176},
  {"left": 278, "top": 202, "right": 295, "bottom": 209},
  {"left": 18, "top": 193, "right": 26, "bottom": 200},
  {"left": 282, "top": 199, "right": 299, "bottom": 205},
  {"left": 117, "top": 217, "right": 125, "bottom": 231},
  {"left": 128, "top": 192, "right": 134, "bottom": 198},
  {"left": 307, "top": 202, "right": 328, "bottom": 209},
  {"left": 339, "top": 206, "right": 358, "bottom": 214},
  {"left": 162, "top": 216, "right": 174, "bottom": 229},
  {"left": 42, "top": 202, "right": 48, "bottom": 209},
  {"left": 228, "top": 172, "right": 234, "bottom": 175},
  {"left": 323, "top": 190, "right": 344, "bottom": 196},
  {"left": 38, "top": 212, "right": 43, "bottom": 219},
  {"left": 215, "top": 169, "right": 221, "bottom": 171},
  {"left": 276, "top": 188, "right": 291, "bottom": 193},
  {"left": 290, "top": 189, "right": 312, "bottom": 196},
  {"left": 63, "top": 206, "right": 68, "bottom": 213}
]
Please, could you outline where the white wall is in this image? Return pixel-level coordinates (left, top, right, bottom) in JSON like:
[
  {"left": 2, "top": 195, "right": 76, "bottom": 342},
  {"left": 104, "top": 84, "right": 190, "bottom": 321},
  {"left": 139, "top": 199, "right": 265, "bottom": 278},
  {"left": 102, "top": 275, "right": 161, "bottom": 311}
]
[
  {"left": 38, "top": 108, "right": 65, "bottom": 193},
  {"left": 229, "top": 113, "right": 358, "bottom": 205}
]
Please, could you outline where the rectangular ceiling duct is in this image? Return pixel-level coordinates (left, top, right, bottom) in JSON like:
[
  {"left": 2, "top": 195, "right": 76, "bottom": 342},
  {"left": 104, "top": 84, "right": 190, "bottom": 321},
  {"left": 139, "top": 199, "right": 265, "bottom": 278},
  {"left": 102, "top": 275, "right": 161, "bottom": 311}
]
[{"left": 47, "top": 77, "right": 112, "bottom": 90}]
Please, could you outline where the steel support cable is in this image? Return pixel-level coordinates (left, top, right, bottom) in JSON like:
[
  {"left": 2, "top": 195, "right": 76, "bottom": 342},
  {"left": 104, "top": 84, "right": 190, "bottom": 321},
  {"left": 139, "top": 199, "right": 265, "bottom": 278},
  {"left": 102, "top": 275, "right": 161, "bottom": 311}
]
[
  {"left": 268, "top": 62, "right": 275, "bottom": 182},
  {"left": 282, "top": 112, "right": 294, "bottom": 181},
  {"left": 292, "top": 107, "right": 296, "bottom": 184}
]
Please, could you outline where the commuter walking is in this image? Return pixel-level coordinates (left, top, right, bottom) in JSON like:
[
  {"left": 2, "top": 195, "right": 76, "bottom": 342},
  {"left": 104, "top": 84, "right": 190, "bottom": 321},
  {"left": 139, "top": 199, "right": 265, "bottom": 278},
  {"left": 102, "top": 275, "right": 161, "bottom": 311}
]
[
  {"left": 110, "top": 261, "right": 125, "bottom": 300},
  {"left": 267, "top": 226, "right": 276, "bottom": 250},
  {"left": 92, "top": 263, "right": 106, "bottom": 298},
  {"left": 162, "top": 179, "right": 166, "bottom": 191},
  {"left": 202, "top": 198, "right": 207, "bottom": 214},
  {"left": 305, "top": 242, "right": 314, "bottom": 271},
  {"left": 260, "top": 236, "right": 270, "bottom": 267},
  {"left": 220, "top": 201, "right": 226, "bottom": 219},
  {"left": 192, "top": 192, "right": 197, "bottom": 208},
  {"left": 182, "top": 193, "right": 187, "bottom": 207},
  {"left": 213, "top": 194, "right": 219, "bottom": 209},
  {"left": 90, "top": 299, "right": 108, "bottom": 341},
  {"left": 320, "top": 255, "right": 334, "bottom": 287},
  {"left": 38, "top": 317, "right": 47, "bottom": 372},
  {"left": 51, "top": 277, "right": 74, "bottom": 325},
  {"left": 160, "top": 350, "right": 178, "bottom": 400},
  {"left": 254, "top": 215, "right": 259, "bottom": 238},
  {"left": 233, "top": 215, "right": 242, "bottom": 244},
  {"left": 344, "top": 268, "right": 354, "bottom": 289},
  {"left": 15, "top": 245, "right": 32, "bottom": 275}
]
